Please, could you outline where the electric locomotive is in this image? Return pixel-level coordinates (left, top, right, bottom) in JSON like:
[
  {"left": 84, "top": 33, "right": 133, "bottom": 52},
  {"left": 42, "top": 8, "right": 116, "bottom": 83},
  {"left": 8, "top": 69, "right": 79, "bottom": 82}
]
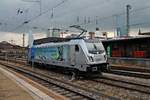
[{"left": 28, "top": 37, "right": 108, "bottom": 75}]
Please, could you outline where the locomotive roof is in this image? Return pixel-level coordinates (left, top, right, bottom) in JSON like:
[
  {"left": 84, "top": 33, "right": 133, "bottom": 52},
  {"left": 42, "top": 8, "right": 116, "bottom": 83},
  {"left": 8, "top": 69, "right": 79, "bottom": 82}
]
[{"left": 33, "top": 37, "right": 83, "bottom": 45}]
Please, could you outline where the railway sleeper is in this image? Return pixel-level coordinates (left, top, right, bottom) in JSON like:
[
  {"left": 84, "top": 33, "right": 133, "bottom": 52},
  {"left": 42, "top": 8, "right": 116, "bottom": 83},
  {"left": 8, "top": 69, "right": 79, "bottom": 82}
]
[
  {"left": 71, "top": 95, "right": 87, "bottom": 99},
  {"left": 65, "top": 93, "right": 77, "bottom": 97},
  {"left": 55, "top": 89, "right": 66, "bottom": 93},
  {"left": 60, "top": 91, "right": 71, "bottom": 95}
]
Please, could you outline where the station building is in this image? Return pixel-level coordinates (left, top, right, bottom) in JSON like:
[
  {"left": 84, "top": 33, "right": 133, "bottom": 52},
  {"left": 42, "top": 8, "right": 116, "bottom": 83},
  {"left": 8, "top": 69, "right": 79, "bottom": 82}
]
[{"left": 102, "top": 36, "right": 150, "bottom": 67}]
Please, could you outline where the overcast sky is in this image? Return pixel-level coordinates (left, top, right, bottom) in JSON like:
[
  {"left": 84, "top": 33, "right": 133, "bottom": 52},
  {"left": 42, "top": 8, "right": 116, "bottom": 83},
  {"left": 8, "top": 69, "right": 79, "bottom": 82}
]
[{"left": 0, "top": 0, "right": 150, "bottom": 45}]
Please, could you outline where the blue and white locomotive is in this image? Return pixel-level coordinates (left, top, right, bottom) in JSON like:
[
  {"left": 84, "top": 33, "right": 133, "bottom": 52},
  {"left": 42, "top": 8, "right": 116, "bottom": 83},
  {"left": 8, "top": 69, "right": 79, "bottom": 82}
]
[{"left": 28, "top": 37, "right": 108, "bottom": 75}]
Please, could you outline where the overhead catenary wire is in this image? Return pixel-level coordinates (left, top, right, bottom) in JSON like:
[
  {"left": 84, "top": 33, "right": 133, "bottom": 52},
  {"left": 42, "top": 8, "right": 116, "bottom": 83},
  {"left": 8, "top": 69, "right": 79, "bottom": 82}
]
[
  {"left": 12, "top": 1, "right": 150, "bottom": 32},
  {"left": 12, "top": 0, "right": 69, "bottom": 32},
  {"left": 77, "top": 6, "right": 150, "bottom": 27},
  {"left": 45, "top": 2, "right": 150, "bottom": 28},
  {"left": 12, "top": 0, "right": 116, "bottom": 32}
]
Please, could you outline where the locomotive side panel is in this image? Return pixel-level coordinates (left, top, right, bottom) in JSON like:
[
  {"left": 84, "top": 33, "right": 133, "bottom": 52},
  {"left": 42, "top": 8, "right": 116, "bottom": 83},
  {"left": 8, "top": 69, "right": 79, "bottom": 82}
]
[
  {"left": 31, "top": 45, "right": 71, "bottom": 67},
  {"left": 34, "top": 47, "right": 61, "bottom": 62}
]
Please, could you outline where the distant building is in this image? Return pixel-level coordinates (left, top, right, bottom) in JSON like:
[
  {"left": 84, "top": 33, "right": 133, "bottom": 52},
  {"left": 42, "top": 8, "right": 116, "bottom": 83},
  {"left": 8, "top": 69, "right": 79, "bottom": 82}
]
[
  {"left": 117, "top": 27, "right": 127, "bottom": 37},
  {"left": 52, "top": 28, "right": 60, "bottom": 37},
  {"left": 0, "top": 41, "right": 27, "bottom": 58}
]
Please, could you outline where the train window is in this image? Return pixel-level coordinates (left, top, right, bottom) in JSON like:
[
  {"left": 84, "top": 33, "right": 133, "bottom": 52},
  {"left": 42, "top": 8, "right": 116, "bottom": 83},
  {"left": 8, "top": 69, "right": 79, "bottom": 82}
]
[{"left": 75, "top": 45, "right": 79, "bottom": 52}]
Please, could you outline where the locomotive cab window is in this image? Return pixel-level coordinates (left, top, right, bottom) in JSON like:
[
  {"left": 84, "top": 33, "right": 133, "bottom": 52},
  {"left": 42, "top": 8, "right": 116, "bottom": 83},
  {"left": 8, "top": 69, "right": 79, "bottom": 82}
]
[
  {"left": 85, "top": 41, "right": 105, "bottom": 54},
  {"left": 75, "top": 45, "right": 79, "bottom": 52}
]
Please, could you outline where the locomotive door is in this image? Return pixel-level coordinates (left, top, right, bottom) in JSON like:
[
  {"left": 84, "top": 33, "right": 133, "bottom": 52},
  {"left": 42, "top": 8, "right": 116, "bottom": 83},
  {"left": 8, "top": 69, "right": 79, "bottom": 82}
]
[
  {"left": 75, "top": 45, "right": 80, "bottom": 65},
  {"left": 70, "top": 45, "right": 75, "bottom": 65}
]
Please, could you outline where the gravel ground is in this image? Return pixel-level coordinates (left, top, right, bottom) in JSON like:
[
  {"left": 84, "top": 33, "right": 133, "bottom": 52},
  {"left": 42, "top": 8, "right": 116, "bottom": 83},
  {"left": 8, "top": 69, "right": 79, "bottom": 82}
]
[
  {"left": 24, "top": 66, "right": 150, "bottom": 100},
  {"left": 73, "top": 79, "right": 150, "bottom": 100}
]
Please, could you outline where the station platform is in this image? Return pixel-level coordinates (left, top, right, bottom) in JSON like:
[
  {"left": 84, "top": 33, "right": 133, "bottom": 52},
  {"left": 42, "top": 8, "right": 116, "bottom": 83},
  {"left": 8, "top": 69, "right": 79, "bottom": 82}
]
[
  {"left": 0, "top": 64, "right": 54, "bottom": 100},
  {"left": 108, "top": 57, "right": 150, "bottom": 68}
]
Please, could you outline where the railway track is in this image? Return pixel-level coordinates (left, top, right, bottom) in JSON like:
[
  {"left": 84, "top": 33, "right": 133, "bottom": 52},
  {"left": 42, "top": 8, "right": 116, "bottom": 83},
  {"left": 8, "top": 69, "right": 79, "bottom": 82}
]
[
  {"left": 110, "top": 65, "right": 150, "bottom": 73},
  {"left": 1, "top": 57, "right": 150, "bottom": 79},
  {"left": 0, "top": 57, "right": 27, "bottom": 65},
  {"left": 92, "top": 74, "right": 150, "bottom": 95},
  {"left": 0, "top": 62, "right": 118, "bottom": 100},
  {"left": 108, "top": 69, "right": 150, "bottom": 79},
  {"left": 0, "top": 59, "right": 150, "bottom": 98}
]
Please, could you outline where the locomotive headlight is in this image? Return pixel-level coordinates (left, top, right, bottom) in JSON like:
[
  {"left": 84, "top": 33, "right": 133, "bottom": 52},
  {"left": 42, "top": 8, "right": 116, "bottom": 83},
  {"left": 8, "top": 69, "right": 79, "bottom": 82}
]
[{"left": 88, "top": 56, "right": 94, "bottom": 62}]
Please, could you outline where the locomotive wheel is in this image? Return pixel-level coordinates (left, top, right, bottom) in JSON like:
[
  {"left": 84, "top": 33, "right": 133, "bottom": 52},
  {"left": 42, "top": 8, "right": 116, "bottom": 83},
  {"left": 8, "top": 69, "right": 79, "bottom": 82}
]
[
  {"left": 70, "top": 72, "right": 76, "bottom": 81},
  {"left": 70, "top": 69, "right": 80, "bottom": 81}
]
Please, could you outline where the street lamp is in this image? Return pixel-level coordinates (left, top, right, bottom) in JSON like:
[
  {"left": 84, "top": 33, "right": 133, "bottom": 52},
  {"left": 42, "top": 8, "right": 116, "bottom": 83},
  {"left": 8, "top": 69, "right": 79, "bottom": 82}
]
[{"left": 126, "top": 4, "right": 132, "bottom": 36}]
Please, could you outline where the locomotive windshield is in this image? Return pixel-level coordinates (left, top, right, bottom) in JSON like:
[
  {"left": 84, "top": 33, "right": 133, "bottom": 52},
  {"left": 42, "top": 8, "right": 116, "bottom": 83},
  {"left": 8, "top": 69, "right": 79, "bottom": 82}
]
[{"left": 85, "top": 40, "right": 105, "bottom": 54}]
